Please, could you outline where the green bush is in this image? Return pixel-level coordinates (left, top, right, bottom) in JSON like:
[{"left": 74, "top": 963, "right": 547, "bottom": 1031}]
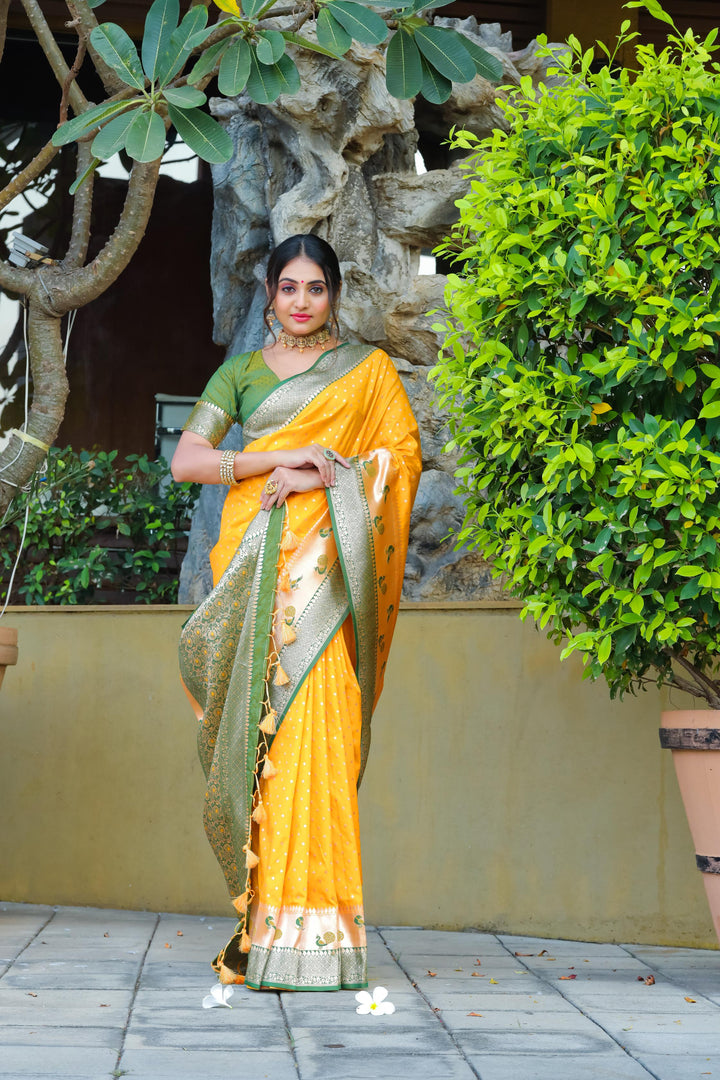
[
  {"left": 0, "top": 448, "right": 199, "bottom": 604},
  {"left": 432, "top": 6, "right": 720, "bottom": 704}
]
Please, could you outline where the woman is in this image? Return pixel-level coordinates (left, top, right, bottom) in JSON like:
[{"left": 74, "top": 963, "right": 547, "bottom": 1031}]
[{"left": 172, "top": 235, "right": 421, "bottom": 992}]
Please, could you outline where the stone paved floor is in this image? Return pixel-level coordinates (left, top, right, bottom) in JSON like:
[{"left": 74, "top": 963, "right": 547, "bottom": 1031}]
[{"left": 1, "top": 902, "right": 718, "bottom": 1080}]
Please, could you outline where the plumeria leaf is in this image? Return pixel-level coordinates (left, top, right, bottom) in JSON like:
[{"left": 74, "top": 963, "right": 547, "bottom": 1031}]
[
  {"left": 125, "top": 108, "right": 167, "bottom": 162},
  {"left": 420, "top": 54, "right": 452, "bottom": 103},
  {"left": 242, "top": 0, "right": 266, "bottom": 16},
  {"left": 91, "top": 109, "right": 140, "bottom": 159},
  {"left": 414, "top": 25, "right": 475, "bottom": 84},
  {"left": 156, "top": 3, "right": 208, "bottom": 86},
  {"left": 256, "top": 30, "right": 286, "bottom": 65},
  {"left": 316, "top": 9, "right": 352, "bottom": 55},
  {"left": 218, "top": 37, "right": 251, "bottom": 96},
  {"left": 246, "top": 46, "right": 283, "bottom": 103},
  {"left": 187, "top": 36, "right": 232, "bottom": 84},
  {"left": 142, "top": 0, "right": 179, "bottom": 82},
  {"left": 282, "top": 29, "right": 343, "bottom": 58},
  {"left": 52, "top": 100, "right": 140, "bottom": 147},
  {"left": 163, "top": 84, "right": 207, "bottom": 108},
  {"left": 326, "top": 1, "right": 388, "bottom": 45},
  {"left": 274, "top": 52, "right": 301, "bottom": 95},
  {"left": 69, "top": 156, "right": 101, "bottom": 195},
  {"left": 457, "top": 33, "right": 504, "bottom": 82},
  {"left": 166, "top": 103, "right": 233, "bottom": 163},
  {"left": 385, "top": 28, "right": 422, "bottom": 99},
  {"left": 90, "top": 23, "right": 146, "bottom": 89},
  {"left": 213, "top": 0, "right": 241, "bottom": 13}
]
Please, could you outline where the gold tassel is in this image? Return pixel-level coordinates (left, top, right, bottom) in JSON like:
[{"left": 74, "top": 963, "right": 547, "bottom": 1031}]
[
  {"left": 281, "top": 622, "right": 297, "bottom": 645},
  {"left": 240, "top": 931, "right": 252, "bottom": 953},
  {"left": 243, "top": 845, "right": 259, "bottom": 869},
  {"left": 252, "top": 802, "right": 267, "bottom": 824},
  {"left": 232, "top": 892, "right": 248, "bottom": 915},
  {"left": 259, "top": 709, "right": 277, "bottom": 734},
  {"left": 218, "top": 963, "right": 245, "bottom": 985},
  {"left": 274, "top": 663, "right": 290, "bottom": 686},
  {"left": 281, "top": 529, "right": 299, "bottom": 552},
  {"left": 278, "top": 569, "right": 291, "bottom": 591},
  {"left": 262, "top": 757, "right": 277, "bottom": 779}
]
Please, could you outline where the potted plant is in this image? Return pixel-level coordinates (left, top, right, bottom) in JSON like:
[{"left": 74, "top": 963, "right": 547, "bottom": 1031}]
[{"left": 432, "top": 1, "right": 720, "bottom": 940}]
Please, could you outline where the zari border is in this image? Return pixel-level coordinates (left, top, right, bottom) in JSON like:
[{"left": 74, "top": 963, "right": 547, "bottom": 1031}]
[
  {"left": 183, "top": 400, "right": 234, "bottom": 447},
  {"left": 242, "top": 345, "right": 376, "bottom": 443},
  {"left": 245, "top": 945, "right": 367, "bottom": 991},
  {"left": 326, "top": 459, "right": 378, "bottom": 786}
]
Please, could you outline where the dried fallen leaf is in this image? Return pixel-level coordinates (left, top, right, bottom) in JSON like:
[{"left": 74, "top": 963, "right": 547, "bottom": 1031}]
[
  {"left": 27, "top": 992, "right": 37, "bottom": 998},
  {"left": 177, "top": 931, "right": 184, "bottom": 937},
  {"left": 475, "top": 959, "right": 482, "bottom": 966},
  {"left": 514, "top": 952, "right": 535, "bottom": 957},
  {"left": 685, "top": 997, "right": 697, "bottom": 1004},
  {"left": 489, "top": 978, "right": 498, "bottom": 984},
  {"left": 537, "top": 949, "right": 548, "bottom": 956},
  {"left": 636, "top": 976, "right": 644, "bottom": 982},
  {"left": 471, "top": 972, "right": 485, "bottom": 977},
  {"left": 164, "top": 943, "right": 172, "bottom": 949},
  {"left": 644, "top": 975, "right": 655, "bottom": 986},
  {"left": 559, "top": 975, "right": 577, "bottom": 980},
  {"left": 454, "top": 968, "right": 463, "bottom": 972},
  {"left": 426, "top": 971, "right": 436, "bottom": 977},
  {"left": 104, "top": 932, "right": 109, "bottom": 938},
  {"left": 99, "top": 1004, "right": 109, "bottom": 1008},
  {"left": 467, "top": 1012, "right": 483, "bottom": 1017}
]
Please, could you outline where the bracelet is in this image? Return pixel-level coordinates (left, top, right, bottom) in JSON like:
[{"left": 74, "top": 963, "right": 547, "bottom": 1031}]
[{"left": 219, "top": 449, "right": 240, "bottom": 486}]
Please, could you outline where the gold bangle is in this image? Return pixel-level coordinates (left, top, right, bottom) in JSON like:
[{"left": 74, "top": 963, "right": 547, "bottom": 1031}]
[{"left": 219, "top": 449, "right": 240, "bottom": 485}]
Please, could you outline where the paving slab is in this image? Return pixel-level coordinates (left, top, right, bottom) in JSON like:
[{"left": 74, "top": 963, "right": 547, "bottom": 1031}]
[
  {"left": 0, "top": 987, "right": 132, "bottom": 1027},
  {"left": 380, "top": 929, "right": 510, "bottom": 956},
  {"left": 465, "top": 1052, "right": 655, "bottom": 1080},
  {"left": 632, "top": 1055, "right": 718, "bottom": 1080},
  {"left": 292, "top": 1048, "right": 478, "bottom": 1080},
  {"left": 118, "top": 1047, "right": 298, "bottom": 1079},
  {"left": 0, "top": 1045, "right": 118, "bottom": 1077}
]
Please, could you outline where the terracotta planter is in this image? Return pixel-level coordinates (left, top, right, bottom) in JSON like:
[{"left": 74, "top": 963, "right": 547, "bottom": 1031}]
[
  {"left": 660, "top": 710, "right": 720, "bottom": 943},
  {"left": 0, "top": 626, "right": 18, "bottom": 690}
]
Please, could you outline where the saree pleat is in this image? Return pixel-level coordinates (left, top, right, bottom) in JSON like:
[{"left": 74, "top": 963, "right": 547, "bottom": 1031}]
[{"left": 179, "top": 345, "right": 421, "bottom": 991}]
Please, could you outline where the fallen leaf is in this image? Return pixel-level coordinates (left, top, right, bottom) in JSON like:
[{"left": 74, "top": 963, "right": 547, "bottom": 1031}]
[
  {"left": 164, "top": 943, "right": 172, "bottom": 949},
  {"left": 27, "top": 992, "right": 37, "bottom": 998},
  {"left": 467, "top": 1012, "right": 483, "bottom": 1017},
  {"left": 514, "top": 970, "right": 529, "bottom": 974},
  {"left": 99, "top": 1004, "right": 109, "bottom": 1008},
  {"left": 489, "top": 978, "right": 498, "bottom": 984},
  {"left": 568, "top": 966, "right": 575, "bottom": 970},
  {"left": 177, "top": 931, "right": 184, "bottom": 937},
  {"left": 685, "top": 997, "right": 697, "bottom": 1003},
  {"left": 454, "top": 968, "right": 463, "bottom": 972},
  {"left": 432, "top": 1007, "right": 441, "bottom": 1013},
  {"left": 537, "top": 949, "right": 548, "bottom": 956},
  {"left": 104, "top": 932, "right": 109, "bottom": 938},
  {"left": 644, "top": 976, "right": 655, "bottom": 986},
  {"left": 471, "top": 972, "right": 485, "bottom": 977},
  {"left": 514, "top": 952, "right": 535, "bottom": 957},
  {"left": 637, "top": 976, "right": 644, "bottom": 982},
  {"left": 475, "top": 959, "right": 482, "bottom": 966},
  {"left": 559, "top": 975, "right": 577, "bottom": 980},
  {"left": 426, "top": 971, "right": 436, "bottom": 977},
  {"left": 325, "top": 1044, "right": 345, "bottom": 1048}
]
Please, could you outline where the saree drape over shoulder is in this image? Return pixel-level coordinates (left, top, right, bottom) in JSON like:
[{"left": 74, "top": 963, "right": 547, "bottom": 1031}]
[{"left": 179, "top": 344, "right": 421, "bottom": 991}]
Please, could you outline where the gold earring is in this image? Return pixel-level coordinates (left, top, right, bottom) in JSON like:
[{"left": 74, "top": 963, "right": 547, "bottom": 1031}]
[{"left": 268, "top": 308, "right": 277, "bottom": 328}]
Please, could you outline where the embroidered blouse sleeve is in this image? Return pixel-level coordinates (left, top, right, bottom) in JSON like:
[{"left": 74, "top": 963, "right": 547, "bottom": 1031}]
[{"left": 183, "top": 354, "right": 249, "bottom": 447}]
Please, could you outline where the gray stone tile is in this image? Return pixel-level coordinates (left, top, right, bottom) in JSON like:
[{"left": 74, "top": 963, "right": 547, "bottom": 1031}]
[
  {"left": 452, "top": 1028, "right": 617, "bottom": 1055},
  {"left": 0, "top": 1027, "right": 121, "bottom": 1047},
  {"left": 620, "top": 1033, "right": 720, "bottom": 1055},
  {"left": 500, "top": 936, "right": 631, "bottom": 957},
  {"left": 290, "top": 1024, "right": 457, "bottom": 1054},
  {"left": 434, "top": 993, "right": 576, "bottom": 1015},
  {"left": 0, "top": 1046, "right": 117, "bottom": 1076},
  {"left": 566, "top": 991, "right": 718, "bottom": 1015},
  {"left": 124, "top": 1021, "right": 292, "bottom": 1051},
  {"left": 466, "top": 1052, "right": 654, "bottom": 1080},
  {"left": 379, "top": 929, "right": 507, "bottom": 956},
  {"left": 591, "top": 1009, "right": 720, "bottom": 1034},
  {"left": 138, "top": 961, "right": 220, "bottom": 989},
  {"left": 281, "top": 990, "right": 434, "bottom": 1026},
  {"left": 633, "top": 1054, "right": 718, "bottom": 1080},
  {"left": 0, "top": 987, "right": 132, "bottom": 1027},
  {"left": 118, "top": 1048, "right": 298, "bottom": 1078},
  {"left": 440, "top": 1010, "right": 610, "bottom": 1034},
  {"left": 293, "top": 1048, "right": 477, "bottom": 1080},
  {"left": 419, "top": 973, "right": 547, "bottom": 997},
  {"left": 131, "top": 985, "right": 283, "bottom": 1017},
  {"left": 3, "top": 958, "right": 140, "bottom": 990}
]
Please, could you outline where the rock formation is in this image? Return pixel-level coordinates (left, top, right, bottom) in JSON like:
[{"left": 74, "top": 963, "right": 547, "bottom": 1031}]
[{"left": 179, "top": 21, "right": 560, "bottom": 604}]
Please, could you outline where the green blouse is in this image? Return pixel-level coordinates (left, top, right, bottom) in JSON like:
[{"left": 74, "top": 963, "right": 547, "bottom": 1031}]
[{"left": 182, "top": 351, "right": 279, "bottom": 446}]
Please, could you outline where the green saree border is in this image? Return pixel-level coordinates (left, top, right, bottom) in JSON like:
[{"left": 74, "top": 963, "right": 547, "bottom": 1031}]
[{"left": 326, "top": 459, "right": 378, "bottom": 787}]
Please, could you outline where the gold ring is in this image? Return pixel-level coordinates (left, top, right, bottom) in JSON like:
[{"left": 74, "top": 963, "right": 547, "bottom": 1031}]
[
  {"left": 264, "top": 480, "right": 279, "bottom": 495},
  {"left": 323, "top": 448, "right": 336, "bottom": 461}
]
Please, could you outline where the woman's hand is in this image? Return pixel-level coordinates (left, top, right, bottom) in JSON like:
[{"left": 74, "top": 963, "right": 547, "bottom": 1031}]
[
  {"left": 275, "top": 445, "right": 351, "bottom": 487},
  {"left": 260, "top": 467, "right": 327, "bottom": 510}
]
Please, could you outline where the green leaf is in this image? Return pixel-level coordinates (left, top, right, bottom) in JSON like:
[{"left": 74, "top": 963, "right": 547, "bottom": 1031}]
[
  {"left": 166, "top": 103, "right": 233, "bottom": 163},
  {"left": 156, "top": 4, "right": 208, "bottom": 85},
  {"left": 90, "top": 23, "right": 146, "bottom": 89},
  {"left": 142, "top": 0, "right": 179, "bottom": 82},
  {"left": 456, "top": 32, "right": 503, "bottom": 82},
  {"left": 162, "top": 84, "right": 207, "bottom": 108},
  {"left": 385, "top": 28, "right": 422, "bottom": 99},
  {"left": 242, "top": 0, "right": 266, "bottom": 15},
  {"left": 88, "top": 0, "right": 107, "bottom": 7},
  {"left": 274, "top": 52, "right": 301, "bottom": 95},
  {"left": 625, "top": 0, "right": 676, "bottom": 28},
  {"left": 315, "top": 10, "right": 352, "bottom": 54},
  {"left": 282, "top": 28, "right": 344, "bottom": 58},
  {"left": 69, "top": 156, "right": 101, "bottom": 195},
  {"left": 419, "top": 54, "right": 452, "bottom": 103},
  {"left": 256, "top": 29, "right": 286, "bottom": 65},
  {"left": 246, "top": 46, "right": 283, "bottom": 103},
  {"left": 90, "top": 108, "right": 139, "bottom": 159},
  {"left": 125, "top": 108, "right": 167, "bottom": 162},
  {"left": 218, "top": 37, "right": 251, "bottom": 95},
  {"left": 326, "top": 1, "right": 388, "bottom": 45},
  {"left": 414, "top": 26, "right": 476, "bottom": 84},
  {"left": 52, "top": 100, "right": 139, "bottom": 147},
  {"left": 187, "top": 36, "right": 231, "bottom": 84},
  {"left": 700, "top": 401, "right": 720, "bottom": 419}
]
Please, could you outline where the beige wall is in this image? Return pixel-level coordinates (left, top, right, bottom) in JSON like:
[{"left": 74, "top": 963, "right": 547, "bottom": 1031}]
[{"left": 0, "top": 605, "right": 715, "bottom": 947}]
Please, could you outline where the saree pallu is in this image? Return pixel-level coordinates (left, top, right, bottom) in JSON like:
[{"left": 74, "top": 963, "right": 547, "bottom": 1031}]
[{"left": 179, "top": 345, "right": 421, "bottom": 991}]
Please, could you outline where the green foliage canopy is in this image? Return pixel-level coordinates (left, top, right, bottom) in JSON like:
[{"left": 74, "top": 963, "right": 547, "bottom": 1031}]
[{"left": 432, "top": 17, "right": 720, "bottom": 704}]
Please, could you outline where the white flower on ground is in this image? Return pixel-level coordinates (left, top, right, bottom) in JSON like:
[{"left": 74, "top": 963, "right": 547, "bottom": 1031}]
[
  {"left": 202, "top": 983, "right": 234, "bottom": 1009},
  {"left": 355, "top": 986, "right": 395, "bottom": 1015}
]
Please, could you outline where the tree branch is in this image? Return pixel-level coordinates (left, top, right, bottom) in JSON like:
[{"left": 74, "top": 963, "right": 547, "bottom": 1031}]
[
  {"left": 0, "top": 139, "right": 59, "bottom": 215},
  {"left": 63, "top": 143, "right": 94, "bottom": 270},
  {"left": 64, "top": 0, "right": 126, "bottom": 97},
  {"left": 51, "top": 159, "right": 162, "bottom": 314},
  {"left": 671, "top": 651, "right": 720, "bottom": 708},
  {"left": 0, "top": 260, "right": 35, "bottom": 299},
  {"left": 20, "top": 0, "right": 87, "bottom": 116},
  {"left": 0, "top": 298, "right": 69, "bottom": 514},
  {"left": 59, "top": 36, "right": 87, "bottom": 125},
  {"left": 0, "top": 0, "right": 10, "bottom": 66}
]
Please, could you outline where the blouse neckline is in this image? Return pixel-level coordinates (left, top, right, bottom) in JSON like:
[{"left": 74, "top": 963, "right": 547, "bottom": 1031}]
[{"left": 256, "top": 342, "right": 350, "bottom": 387}]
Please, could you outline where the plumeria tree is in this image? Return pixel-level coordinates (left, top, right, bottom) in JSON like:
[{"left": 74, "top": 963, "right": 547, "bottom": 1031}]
[{"left": 0, "top": 0, "right": 501, "bottom": 516}]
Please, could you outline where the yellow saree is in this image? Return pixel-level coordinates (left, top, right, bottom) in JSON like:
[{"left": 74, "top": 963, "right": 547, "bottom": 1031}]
[{"left": 179, "top": 344, "right": 421, "bottom": 990}]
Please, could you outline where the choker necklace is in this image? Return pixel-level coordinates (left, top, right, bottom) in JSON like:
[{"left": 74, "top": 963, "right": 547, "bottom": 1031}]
[{"left": 278, "top": 327, "right": 331, "bottom": 353}]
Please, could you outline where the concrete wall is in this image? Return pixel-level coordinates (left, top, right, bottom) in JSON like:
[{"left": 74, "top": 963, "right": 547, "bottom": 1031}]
[{"left": 0, "top": 604, "right": 715, "bottom": 948}]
